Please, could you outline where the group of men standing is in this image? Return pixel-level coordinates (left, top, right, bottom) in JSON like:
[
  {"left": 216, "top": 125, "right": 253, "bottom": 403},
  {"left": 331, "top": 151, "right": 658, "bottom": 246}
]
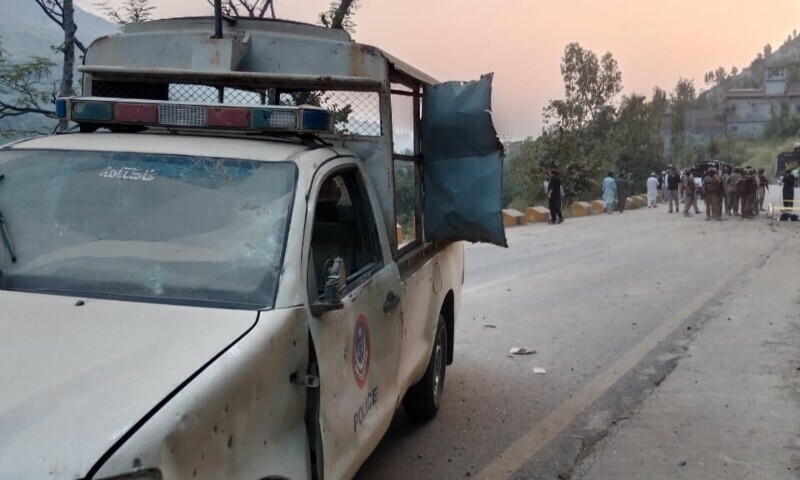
[
  {"left": 601, "top": 172, "right": 630, "bottom": 214},
  {"left": 645, "top": 165, "right": 770, "bottom": 220}
]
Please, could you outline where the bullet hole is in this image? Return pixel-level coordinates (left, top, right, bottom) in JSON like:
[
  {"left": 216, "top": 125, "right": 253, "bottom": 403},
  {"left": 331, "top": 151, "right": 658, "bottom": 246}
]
[
  {"left": 193, "top": 469, "right": 197, "bottom": 478},
  {"left": 292, "top": 340, "right": 297, "bottom": 347},
  {"left": 213, "top": 425, "right": 218, "bottom": 434},
  {"left": 132, "top": 457, "right": 142, "bottom": 469},
  {"left": 679, "top": 461, "right": 687, "bottom": 467},
  {"left": 224, "top": 404, "right": 230, "bottom": 414},
  {"left": 227, "top": 435, "right": 234, "bottom": 449},
  {"left": 75, "top": 300, "right": 85, "bottom": 307}
]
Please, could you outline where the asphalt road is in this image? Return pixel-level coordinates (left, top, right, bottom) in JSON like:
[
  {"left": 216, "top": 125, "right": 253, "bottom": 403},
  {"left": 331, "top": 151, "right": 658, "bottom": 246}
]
[{"left": 355, "top": 191, "right": 799, "bottom": 480}]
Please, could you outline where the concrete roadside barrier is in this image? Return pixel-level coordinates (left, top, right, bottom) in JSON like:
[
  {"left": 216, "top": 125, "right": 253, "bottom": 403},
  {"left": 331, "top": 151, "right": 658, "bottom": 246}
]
[
  {"left": 525, "top": 206, "right": 550, "bottom": 223},
  {"left": 590, "top": 200, "right": 605, "bottom": 214},
  {"left": 503, "top": 209, "right": 526, "bottom": 227},
  {"left": 571, "top": 201, "right": 593, "bottom": 217}
]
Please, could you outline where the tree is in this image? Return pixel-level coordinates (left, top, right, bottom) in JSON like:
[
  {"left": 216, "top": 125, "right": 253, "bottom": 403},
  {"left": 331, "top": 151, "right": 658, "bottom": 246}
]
[
  {"left": 32, "top": 0, "right": 88, "bottom": 54},
  {"left": 540, "top": 43, "right": 622, "bottom": 200},
  {"left": 544, "top": 43, "right": 622, "bottom": 131},
  {"left": 611, "top": 93, "right": 664, "bottom": 188},
  {"left": 32, "top": 0, "right": 86, "bottom": 131},
  {"left": 0, "top": 45, "right": 57, "bottom": 137},
  {"left": 205, "top": 0, "right": 276, "bottom": 19},
  {"left": 95, "top": 0, "right": 155, "bottom": 25},
  {"left": 319, "top": 0, "right": 360, "bottom": 32},
  {"left": 669, "top": 77, "right": 696, "bottom": 162}
]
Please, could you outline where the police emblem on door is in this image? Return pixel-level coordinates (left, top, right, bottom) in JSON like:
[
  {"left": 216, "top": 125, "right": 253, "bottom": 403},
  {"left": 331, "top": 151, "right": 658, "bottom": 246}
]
[{"left": 352, "top": 315, "right": 371, "bottom": 389}]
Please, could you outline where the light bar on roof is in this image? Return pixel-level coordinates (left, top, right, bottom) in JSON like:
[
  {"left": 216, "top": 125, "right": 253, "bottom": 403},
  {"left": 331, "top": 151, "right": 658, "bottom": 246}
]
[{"left": 55, "top": 97, "right": 335, "bottom": 134}]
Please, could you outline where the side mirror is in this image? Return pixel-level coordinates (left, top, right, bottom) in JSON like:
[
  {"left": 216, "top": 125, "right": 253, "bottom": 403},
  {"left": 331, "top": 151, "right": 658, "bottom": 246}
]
[{"left": 309, "top": 257, "right": 346, "bottom": 317}]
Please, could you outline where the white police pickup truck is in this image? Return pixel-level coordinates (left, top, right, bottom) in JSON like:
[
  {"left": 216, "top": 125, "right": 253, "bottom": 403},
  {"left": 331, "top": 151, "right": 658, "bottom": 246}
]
[{"left": 0, "top": 17, "right": 506, "bottom": 480}]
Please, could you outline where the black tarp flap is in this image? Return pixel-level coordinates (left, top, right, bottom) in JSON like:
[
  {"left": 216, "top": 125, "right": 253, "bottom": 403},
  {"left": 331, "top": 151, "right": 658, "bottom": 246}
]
[{"left": 421, "top": 73, "right": 507, "bottom": 247}]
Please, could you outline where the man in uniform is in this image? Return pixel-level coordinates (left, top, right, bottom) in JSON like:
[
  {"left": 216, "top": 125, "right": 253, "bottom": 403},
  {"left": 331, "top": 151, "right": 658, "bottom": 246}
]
[
  {"left": 742, "top": 167, "right": 758, "bottom": 219},
  {"left": 756, "top": 167, "right": 769, "bottom": 213},
  {"left": 728, "top": 167, "right": 742, "bottom": 216},
  {"left": 722, "top": 166, "right": 731, "bottom": 215},
  {"left": 703, "top": 167, "right": 724, "bottom": 221},
  {"left": 681, "top": 167, "right": 696, "bottom": 217}
]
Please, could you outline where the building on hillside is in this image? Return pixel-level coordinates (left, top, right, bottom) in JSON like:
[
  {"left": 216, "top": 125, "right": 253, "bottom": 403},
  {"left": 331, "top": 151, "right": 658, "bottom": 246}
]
[
  {"left": 725, "top": 65, "right": 800, "bottom": 136},
  {"left": 661, "top": 109, "right": 726, "bottom": 159}
]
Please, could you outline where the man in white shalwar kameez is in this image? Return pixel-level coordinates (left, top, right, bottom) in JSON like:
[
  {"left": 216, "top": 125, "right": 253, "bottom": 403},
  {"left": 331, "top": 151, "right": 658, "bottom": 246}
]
[{"left": 646, "top": 172, "right": 658, "bottom": 208}]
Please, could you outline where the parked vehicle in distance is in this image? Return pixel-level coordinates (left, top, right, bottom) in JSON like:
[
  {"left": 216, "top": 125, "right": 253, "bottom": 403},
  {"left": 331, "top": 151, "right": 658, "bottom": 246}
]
[
  {"left": 0, "top": 16, "right": 506, "bottom": 480},
  {"left": 776, "top": 144, "right": 800, "bottom": 182}
]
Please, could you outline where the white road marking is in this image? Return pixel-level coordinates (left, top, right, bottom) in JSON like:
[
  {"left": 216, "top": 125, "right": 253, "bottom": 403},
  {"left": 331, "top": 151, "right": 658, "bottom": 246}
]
[{"left": 474, "top": 260, "right": 748, "bottom": 479}]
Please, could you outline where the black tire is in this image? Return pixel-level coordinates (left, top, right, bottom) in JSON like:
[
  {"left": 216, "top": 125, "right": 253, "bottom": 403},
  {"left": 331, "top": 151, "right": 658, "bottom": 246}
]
[{"left": 403, "top": 314, "right": 447, "bottom": 421}]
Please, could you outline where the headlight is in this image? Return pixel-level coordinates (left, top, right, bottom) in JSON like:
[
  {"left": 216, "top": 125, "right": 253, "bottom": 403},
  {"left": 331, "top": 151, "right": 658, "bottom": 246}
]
[{"left": 97, "top": 470, "right": 162, "bottom": 480}]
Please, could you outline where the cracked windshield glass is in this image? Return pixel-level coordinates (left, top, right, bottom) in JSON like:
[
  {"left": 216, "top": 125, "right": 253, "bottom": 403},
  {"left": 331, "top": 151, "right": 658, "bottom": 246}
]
[{"left": 0, "top": 150, "right": 295, "bottom": 308}]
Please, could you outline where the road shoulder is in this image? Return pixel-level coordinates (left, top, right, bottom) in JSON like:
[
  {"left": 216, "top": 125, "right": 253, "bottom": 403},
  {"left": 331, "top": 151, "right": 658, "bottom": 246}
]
[{"left": 574, "top": 233, "right": 800, "bottom": 480}]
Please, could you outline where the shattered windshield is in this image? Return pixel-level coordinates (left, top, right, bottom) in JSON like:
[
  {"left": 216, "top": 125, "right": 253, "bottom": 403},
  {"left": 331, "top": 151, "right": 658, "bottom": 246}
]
[{"left": 0, "top": 149, "right": 296, "bottom": 309}]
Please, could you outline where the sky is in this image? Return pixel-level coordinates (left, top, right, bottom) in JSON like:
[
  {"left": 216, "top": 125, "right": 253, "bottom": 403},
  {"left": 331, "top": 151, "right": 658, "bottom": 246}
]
[{"left": 75, "top": 0, "right": 800, "bottom": 140}]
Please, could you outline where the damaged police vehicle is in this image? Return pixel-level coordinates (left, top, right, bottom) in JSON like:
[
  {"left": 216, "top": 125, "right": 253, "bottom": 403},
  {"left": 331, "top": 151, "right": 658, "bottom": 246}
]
[{"left": 0, "top": 16, "right": 505, "bottom": 480}]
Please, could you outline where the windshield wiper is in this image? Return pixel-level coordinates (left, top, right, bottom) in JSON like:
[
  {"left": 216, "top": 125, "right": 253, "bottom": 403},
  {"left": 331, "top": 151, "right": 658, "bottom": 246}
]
[{"left": 0, "top": 173, "right": 16, "bottom": 264}]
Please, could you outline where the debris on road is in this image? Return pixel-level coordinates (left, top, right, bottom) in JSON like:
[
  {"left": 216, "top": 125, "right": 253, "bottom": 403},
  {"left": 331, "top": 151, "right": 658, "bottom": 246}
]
[
  {"left": 509, "top": 347, "right": 536, "bottom": 355},
  {"left": 533, "top": 367, "right": 547, "bottom": 374}
]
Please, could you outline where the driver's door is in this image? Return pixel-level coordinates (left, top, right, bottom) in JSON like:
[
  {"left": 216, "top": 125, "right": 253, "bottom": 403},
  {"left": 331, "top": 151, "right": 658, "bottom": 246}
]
[{"left": 305, "top": 166, "right": 403, "bottom": 480}]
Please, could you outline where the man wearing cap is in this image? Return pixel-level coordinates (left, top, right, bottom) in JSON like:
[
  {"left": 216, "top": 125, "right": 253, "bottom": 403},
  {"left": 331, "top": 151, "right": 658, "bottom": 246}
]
[
  {"left": 646, "top": 172, "right": 658, "bottom": 208},
  {"left": 741, "top": 167, "right": 757, "bottom": 219},
  {"left": 728, "top": 167, "right": 742, "bottom": 216},
  {"left": 756, "top": 167, "right": 769, "bottom": 213},
  {"left": 722, "top": 166, "right": 732, "bottom": 215},
  {"left": 681, "top": 167, "right": 696, "bottom": 217},
  {"left": 703, "top": 167, "right": 723, "bottom": 221}
]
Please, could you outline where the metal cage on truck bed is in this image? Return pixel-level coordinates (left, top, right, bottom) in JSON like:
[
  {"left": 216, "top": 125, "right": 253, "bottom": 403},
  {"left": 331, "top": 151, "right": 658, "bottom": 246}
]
[{"left": 78, "top": 17, "right": 507, "bottom": 252}]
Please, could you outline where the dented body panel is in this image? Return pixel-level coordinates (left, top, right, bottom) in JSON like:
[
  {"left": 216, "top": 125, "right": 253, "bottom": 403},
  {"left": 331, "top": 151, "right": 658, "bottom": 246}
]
[{"left": 0, "top": 290, "right": 258, "bottom": 480}]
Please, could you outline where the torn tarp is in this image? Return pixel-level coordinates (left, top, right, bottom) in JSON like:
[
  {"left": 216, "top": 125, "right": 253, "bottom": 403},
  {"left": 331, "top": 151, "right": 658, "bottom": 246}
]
[{"left": 421, "top": 73, "right": 507, "bottom": 247}]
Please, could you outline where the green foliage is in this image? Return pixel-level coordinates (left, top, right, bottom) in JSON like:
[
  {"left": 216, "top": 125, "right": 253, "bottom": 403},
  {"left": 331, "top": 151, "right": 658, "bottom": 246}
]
[
  {"left": 764, "top": 100, "right": 800, "bottom": 140},
  {"left": 393, "top": 160, "right": 416, "bottom": 237},
  {"left": 676, "top": 136, "right": 789, "bottom": 177},
  {"left": 544, "top": 42, "right": 622, "bottom": 131},
  {"left": 669, "top": 77, "right": 696, "bottom": 158},
  {"left": 503, "top": 43, "right": 664, "bottom": 206},
  {"left": 0, "top": 43, "right": 57, "bottom": 138},
  {"left": 319, "top": 0, "right": 360, "bottom": 33},
  {"left": 609, "top": 93, "right": 665, "bottom": 191}
]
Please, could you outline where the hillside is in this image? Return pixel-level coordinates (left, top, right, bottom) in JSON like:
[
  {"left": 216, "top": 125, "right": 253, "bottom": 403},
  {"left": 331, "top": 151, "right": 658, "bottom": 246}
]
[
  {"left": 698, "top": 32, "right": 800, "bottom": 108},
  {"left": 1, "top": 0, "right": 116, "bottom": 137},
  {"left": 0, "top": 0, "right": 116, "bottom": 60}
]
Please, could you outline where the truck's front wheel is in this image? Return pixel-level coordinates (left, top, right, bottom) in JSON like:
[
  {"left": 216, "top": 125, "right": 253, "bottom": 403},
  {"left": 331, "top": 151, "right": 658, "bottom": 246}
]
[{"left": 403, "top": 314, "right": 447, "bottom": 421}]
